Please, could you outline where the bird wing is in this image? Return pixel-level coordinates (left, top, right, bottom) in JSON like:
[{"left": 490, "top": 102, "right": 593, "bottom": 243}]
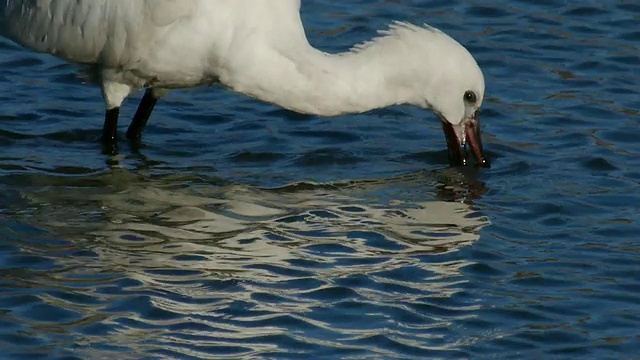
[
  {"left": 147, "top": 0, "right": 197, "bottom": 28},
  {"left": 1, "top": 0, "right": 106, "bottom": 63},
  {"left": 0, "top": 0, "right": 196, "bottom": 66}
]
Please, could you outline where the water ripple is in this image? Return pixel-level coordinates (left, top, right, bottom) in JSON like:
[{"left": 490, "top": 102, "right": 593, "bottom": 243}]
[
  {"left": 2, "top": 0, "right": 640, "bottom": 358},
  {"left": 0, "top": 170, "right": 487, "bottom": 359}
]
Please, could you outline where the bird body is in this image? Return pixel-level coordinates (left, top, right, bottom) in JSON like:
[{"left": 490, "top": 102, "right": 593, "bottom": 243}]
[{"left": 0, "top": 0, "right": 489, "bottom": 166}]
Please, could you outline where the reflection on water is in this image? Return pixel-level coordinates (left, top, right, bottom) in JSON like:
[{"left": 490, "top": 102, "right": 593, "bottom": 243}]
[
  {"left": 1, "top": 169, "right": 489, "bottom": 359},
  {"left": 4, "top": 0, "right": 639, "bottom": 358}
]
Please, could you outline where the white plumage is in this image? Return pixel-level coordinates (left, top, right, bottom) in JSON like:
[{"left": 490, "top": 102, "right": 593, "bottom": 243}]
[{"left": 0, "top": 0, "right": 489, "bottom": 166}]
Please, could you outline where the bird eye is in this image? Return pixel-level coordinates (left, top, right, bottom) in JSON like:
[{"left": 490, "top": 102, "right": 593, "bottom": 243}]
[{"left": 464, "top": 90, "right": 477, "bottom": 104}]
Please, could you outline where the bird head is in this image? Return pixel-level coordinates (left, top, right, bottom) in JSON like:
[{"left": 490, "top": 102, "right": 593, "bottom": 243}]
[{"left": 384, "top": 22, "right": 490, "bottom": 167}]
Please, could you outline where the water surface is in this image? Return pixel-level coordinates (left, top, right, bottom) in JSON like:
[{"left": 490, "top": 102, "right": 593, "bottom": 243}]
[{"left": 1, "top": 1, "right": 639, "bottom": 359}]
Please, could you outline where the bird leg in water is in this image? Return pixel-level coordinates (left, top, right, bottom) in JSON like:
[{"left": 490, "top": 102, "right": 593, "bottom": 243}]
[
  {"left": 126, "top": 88, "right": 159, "bottom": 141},
  {"left": 103, "top": 108, "right": 119, "bottom": 142},
  {"left": 101, "top": 107, "right": 120, "bottom": 155}
]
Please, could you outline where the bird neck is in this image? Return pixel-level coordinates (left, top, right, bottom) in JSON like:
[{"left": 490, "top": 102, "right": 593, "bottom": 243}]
[{"left": 219, "top": 31, "right": 423, "bottom": 116}]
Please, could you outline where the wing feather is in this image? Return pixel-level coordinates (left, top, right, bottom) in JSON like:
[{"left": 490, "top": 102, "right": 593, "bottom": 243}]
[{"left": 0, "top": 0, "right": 196, "bottom": 65}]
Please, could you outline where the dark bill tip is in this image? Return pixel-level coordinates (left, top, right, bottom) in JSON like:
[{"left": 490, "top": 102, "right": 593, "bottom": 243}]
[
  {"left": 476, "top": 157, "right": 491, "bottom": 168},
  {"left": 441, "top": 120, "right": 465, "bottom": 167},
  {"left": 465, "top": 118, "right": 490, "bottom": 168},
  {"left": 441, "top": 118, "right": 490, "bottom": 168}
]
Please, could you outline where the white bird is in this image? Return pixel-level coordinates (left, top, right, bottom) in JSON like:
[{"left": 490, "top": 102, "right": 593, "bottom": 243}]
[{"left": 0, "top": 0, "right": 489, "bottom": 166}]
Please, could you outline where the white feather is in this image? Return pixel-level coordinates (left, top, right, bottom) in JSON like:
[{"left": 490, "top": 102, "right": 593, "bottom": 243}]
[{"left": 0, "top": 0, "right": 484, "bottom": 124}]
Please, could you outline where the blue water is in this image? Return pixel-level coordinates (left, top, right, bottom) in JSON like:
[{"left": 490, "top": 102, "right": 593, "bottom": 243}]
[{"left": 1, "top": 1, "right": 640, "bottom": 359}]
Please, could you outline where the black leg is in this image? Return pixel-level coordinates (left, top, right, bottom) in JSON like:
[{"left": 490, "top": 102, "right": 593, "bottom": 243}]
[
  {"left": 103, "top": 107, "right": 120, "bottom": 142},
  {"left": 102, "top": 107, "right": 120, "bottom": 155},
  {"left": 126, "top": 88, "right": 158, "bottom": 141}
]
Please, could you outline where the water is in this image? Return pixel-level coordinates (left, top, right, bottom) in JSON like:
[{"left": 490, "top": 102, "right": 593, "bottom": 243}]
[{"left": 1, "top": 1, "right": 639, "bottom": 359}]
